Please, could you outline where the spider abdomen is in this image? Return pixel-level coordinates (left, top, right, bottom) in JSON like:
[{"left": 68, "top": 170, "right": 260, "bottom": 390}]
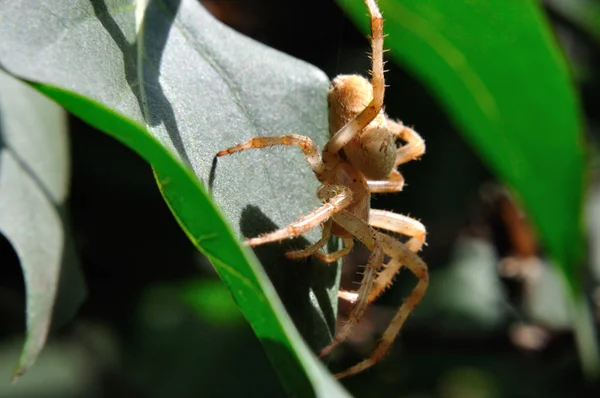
[{"left": 344, "top": 125, "right": 396, "bottom": 180}]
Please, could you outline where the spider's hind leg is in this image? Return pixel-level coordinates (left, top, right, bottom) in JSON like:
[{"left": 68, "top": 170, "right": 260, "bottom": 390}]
[
  {"left": 334, "top": 231, "right": 428, "bottom": 379},
  {"left": 319, "top": 210, "right": 383, "bottom": 358},
  {"left": 338, "top": 208, "right": 426, "bottom": 304}
]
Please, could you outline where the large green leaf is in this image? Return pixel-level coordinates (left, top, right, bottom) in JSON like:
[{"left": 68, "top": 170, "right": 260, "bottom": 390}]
[
  {"left": 0, "top": 0, "right": 347, "bottom": 394},
  {"left": 342, "top": 0, "right": 586, "bottom": 293},
  {"left": 0, "top": 70, "right": 85, "bottom": 379},
  {"left": 339, "top": 0, "right": 591, "bottom": 372}
]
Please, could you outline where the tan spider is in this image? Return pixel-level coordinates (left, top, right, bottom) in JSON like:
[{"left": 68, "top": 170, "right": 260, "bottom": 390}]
[{"left": 217, "top": 0, "right": 428, "bottom": 379}]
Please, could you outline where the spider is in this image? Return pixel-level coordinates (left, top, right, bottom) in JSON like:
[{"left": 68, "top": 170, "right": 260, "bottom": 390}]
[{"left": 217, "top": 0, "right": 428, "bottom": 379}]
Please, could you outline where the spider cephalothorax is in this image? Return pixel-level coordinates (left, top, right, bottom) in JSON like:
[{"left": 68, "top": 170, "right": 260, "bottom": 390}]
[{"left": 217, "top": 0, "right": 428, "bottom": 379}]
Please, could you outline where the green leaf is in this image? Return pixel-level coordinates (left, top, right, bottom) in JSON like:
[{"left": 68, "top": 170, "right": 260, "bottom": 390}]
[
  {"left": 338, "top": 0, "right": 591, "bottom": 374},
  {"left": 342, "top": 0, "right": 586, "bottom": 294},
  {"left": 0, "top": 0, "right": 346, "bottom": 394},
  {"left": 0, "top": 70, "right": 86, "bottom": 380}
]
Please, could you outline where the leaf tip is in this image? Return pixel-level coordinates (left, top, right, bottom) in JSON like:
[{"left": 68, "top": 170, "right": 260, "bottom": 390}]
[{"left": 10, "top": 366, "right": 25, "bottom": 384}]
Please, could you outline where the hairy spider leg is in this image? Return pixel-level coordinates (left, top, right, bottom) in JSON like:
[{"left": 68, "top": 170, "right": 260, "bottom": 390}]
[
  {"left": 313, "top": 238, "right": 354, "bottom": 263},
  {"left": 217, "top": 134, "right": 326, "bottom": 179},
  {"left": 318, "top": 210, "right": 383, "bottom": 358},
  {"left": 285, "top": 219, "right": 333, "bottom": 260},
  {"left": 337, "top": 210, "right": 425, "bottom": 303},
  {"left": 244, "top": 185, "right": 352, "bottom": 246},
  {"left": 366, "top": 120, "right": 425, "bottom": 194},
  {"left": 334, "top": 231, "right": 429, "bottom": 379},
  {"left": 323, "top": 0, "right": 384, "bottom": 155},
  {"left": 286, "top": 219, "right": 355, "bottom": 264},
  {"left": 370, "top": 209, "right": 426, "bottom": 252},
  {"left": 388, "top": 120, "right": 426, "bottom": 167},
  {"left": 367, "top": 169, "right": 405, "bottom": 193},
  {"left": 216, "top": 0, "right": 428, "bottom": 380},
  {"left": 338, "top": 209, "right": 426, "bottom": 304}
]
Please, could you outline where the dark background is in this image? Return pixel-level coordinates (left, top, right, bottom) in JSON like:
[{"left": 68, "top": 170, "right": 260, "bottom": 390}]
[{"left": 1, "top": 0, "right": 600, "bottom": 397}]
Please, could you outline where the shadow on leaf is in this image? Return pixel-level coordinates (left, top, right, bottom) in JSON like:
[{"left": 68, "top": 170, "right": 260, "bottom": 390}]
[
  {"left": 240, "top": 205, "right": 339, "bottom": 351},
  {"left": 91, "top": 0, "right": 191, "bottom": 166}
]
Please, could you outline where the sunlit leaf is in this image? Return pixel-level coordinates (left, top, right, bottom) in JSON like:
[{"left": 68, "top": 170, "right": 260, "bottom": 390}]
[{"left": 0, "top": 0, "right": 347, "bottom": 394}]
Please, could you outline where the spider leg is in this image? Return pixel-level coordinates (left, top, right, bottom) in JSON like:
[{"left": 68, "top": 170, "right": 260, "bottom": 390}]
[
  {"left": 245, "top": 185, "right": 351, "bottom": 247},
  {"left": 364, "top": 121, "right": 424, "bottom": 193},
  {"left": 285, "top": 220, "right": 332, "bottom": 260},
  {"left": 367, "top": 170, "right": 405, "bottom": 193},
  {"left": 334, "top": 231, "right": 428, "bottom": 379},
  {"left": 285, "top": 219, "right": 354, "bottom": 263},
  {"left": 313, "top": 238, "right": 354, "bottom": 263},
  {"left": 388, "top": 120, "right": 425, "bottom": 167},
  {"left": 319, "top": 210, "right": 383, "bottom": 358},
  {"left": 323, "top": 0, "right": 384, "bottom": 155},
  {"left": 217, "top": 134, "right": 325, "bottom": 179},
  {"left": 370, "top": 209, "right": 426, "bottom": 252},
  {"left": 367, "top": 210, "right": 426, "bottom": 302},
  {"left": 338, "top": 209, "right": 426, "bottom": 303}
]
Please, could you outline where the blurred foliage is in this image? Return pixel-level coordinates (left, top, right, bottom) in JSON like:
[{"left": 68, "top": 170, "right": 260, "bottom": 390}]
[
  {"left": 339, "top": 0, "right": 594, "bottom": 375},
  {"left": 177, "top": 279, "right": 245, "bottom": 327},
  {"left": 341, "top": 0, "right": 587, "bottom": 295},
  {"left": 0, "top": 0, "right": 600, "bottom": 397},
  {"left": 0, "top": 71, "right": 86, "bottom": 379},
  {"left": 545, "top": 0, "right": 600, "bottom": 44}
]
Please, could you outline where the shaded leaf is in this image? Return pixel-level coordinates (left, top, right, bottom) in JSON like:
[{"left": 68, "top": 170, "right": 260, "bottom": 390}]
[
  {"left": 0, "top": 0, "right": 347, "bottom": 394},
  {"left": 0, "top": 70, "right": 85, "bottom": 379}
]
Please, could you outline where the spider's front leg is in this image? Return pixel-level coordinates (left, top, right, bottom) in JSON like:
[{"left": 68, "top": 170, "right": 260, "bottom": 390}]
[
  {"left": 324, "top": 0, "right": 385, "bottom": 155},
  {"left": 217, "top": 134, "right": 325, "bottom": 179}
]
